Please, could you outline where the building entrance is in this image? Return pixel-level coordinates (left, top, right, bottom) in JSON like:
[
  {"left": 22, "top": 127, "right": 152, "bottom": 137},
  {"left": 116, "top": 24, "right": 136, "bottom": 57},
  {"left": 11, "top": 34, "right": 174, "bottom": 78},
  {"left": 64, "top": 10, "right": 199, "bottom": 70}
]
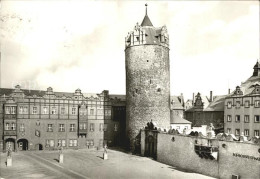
[
  {"left": 17, "top": 139, "right": 28, "bottom": 151},
  {"left": 35, "top": 144, "right": 43, "bottom": 150},
  {"left": 5, "top": 138, "right": 15, "bottom": 151},
  {"left": 145, "top": 135, "right": 156, "bottom": 159}
]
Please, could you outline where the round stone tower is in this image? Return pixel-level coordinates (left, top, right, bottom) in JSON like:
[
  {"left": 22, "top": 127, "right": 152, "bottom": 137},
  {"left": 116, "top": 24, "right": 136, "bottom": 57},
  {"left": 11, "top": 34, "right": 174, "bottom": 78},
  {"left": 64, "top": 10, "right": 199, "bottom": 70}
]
[{"left": 125, "top": 5, "right": 171, "bottom": 151}]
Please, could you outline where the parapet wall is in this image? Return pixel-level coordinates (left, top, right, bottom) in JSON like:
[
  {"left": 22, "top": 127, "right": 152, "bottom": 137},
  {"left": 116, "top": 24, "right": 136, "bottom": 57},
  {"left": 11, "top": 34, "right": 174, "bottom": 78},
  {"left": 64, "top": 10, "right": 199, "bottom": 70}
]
[{"left": 147, "top": 132, "right": 260, "bottom": 179}]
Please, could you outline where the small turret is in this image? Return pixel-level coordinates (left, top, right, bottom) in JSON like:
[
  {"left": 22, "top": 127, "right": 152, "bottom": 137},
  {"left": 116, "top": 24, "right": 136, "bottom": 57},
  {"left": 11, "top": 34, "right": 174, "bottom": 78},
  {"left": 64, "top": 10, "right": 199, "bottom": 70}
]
[{"left": 252, "top": 60, "right": 260, "bottom": 76}]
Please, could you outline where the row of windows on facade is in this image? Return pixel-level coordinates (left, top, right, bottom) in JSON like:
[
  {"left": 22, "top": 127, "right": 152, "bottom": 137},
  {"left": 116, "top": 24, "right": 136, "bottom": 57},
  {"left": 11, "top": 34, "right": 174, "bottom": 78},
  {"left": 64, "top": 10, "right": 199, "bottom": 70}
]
[
  {"left": 5, "top": 123, "right": 119, "bottom": 132},
  {"left": 226, "top": 128, "right": 260, "bottom": 137},
  {"left": 226, "top": 115, "right": 260, "bottom": 123},
  {"left": 227, "top": 100, "right": 260, "bottom": 108},
  {"left": 4, "top": 106, "right": 111, "bottom": 115},
  {"left": 45, "top": 139, "right": 103, "bottom": 148}
]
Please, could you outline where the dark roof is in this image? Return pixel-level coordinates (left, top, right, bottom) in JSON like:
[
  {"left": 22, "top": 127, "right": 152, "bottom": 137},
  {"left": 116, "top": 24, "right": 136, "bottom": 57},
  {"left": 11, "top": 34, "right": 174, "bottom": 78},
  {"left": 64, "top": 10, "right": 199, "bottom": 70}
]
[
  {"left": 204, "top": 95, "right": 227, "bottom": 111},
  {"left": 185, "top": 95, "right": 210, "bottom": 112},
  {"left": 141, "top": 15, "right": 153, "bottom": 27},
  {"left": 170, "top": 111, "right": 191, "bottom": 124}
]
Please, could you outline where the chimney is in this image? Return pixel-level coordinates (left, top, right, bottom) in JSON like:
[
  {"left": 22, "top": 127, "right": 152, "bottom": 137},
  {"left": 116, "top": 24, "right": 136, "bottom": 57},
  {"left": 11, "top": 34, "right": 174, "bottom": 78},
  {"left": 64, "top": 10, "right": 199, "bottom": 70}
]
[
  {"left": 228, "top": 88, "right": 231, "bottom": 94},
  {"left": 210, "top": 91, "right": 213, "bottom": 102}
]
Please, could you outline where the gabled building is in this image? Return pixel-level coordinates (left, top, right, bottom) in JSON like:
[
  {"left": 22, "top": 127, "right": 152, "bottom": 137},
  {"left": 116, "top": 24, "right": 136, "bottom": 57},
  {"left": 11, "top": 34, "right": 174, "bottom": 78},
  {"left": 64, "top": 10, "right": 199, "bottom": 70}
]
[
  {"left": 185, "top": 92, "right": 226, "bottom": 131},
  {"left": 0, "top": 85, "right": 126, "bottom": 152},
  {"left": 224, "top": 61, "right": 260, "bottom": 138}
]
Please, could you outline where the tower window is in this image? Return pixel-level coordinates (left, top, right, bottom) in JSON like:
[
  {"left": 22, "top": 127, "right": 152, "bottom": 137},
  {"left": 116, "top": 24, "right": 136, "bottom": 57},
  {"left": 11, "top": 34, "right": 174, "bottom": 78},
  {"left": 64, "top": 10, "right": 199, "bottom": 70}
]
[
  {"left": 147, "top": 60, "right": 149, "bottom": 62},
  {"left": 157, "top": 88, "right": 161, "bottom": 92}
]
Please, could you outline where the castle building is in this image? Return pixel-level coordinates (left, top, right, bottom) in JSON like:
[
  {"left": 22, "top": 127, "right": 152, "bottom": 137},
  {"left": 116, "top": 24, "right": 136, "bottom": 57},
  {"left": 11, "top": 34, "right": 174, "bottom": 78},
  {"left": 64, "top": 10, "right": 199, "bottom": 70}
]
[
  {"left": 224, "top": 61, "right": 260, "bottom": 138},
  {"left": 0, "top": 85, "right": 126, "bottom": 152},
  {"left": 125, "top": 5, "right": 171, "bottom": 150}
]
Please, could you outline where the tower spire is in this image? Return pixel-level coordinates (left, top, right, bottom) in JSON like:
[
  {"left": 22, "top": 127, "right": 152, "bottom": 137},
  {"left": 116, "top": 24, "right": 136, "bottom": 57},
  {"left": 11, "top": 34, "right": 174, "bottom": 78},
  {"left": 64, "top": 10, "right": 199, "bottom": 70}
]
[
  {"left": 141, "top": 4, "right": 153, "bottom": 27},
  {"left": 145, "top": 3, "right": 148, "bottom": 16}
]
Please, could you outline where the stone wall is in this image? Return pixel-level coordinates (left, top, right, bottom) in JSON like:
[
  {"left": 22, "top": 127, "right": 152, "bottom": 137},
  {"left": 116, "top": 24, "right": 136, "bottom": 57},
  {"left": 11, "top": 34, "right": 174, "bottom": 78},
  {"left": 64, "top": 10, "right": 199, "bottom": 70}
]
[
  {"left": 152, "top": 132, "right": 260, "bottom": 179},
  {"left": 125, "top": 44, "right": 170, "bottom": 150}
]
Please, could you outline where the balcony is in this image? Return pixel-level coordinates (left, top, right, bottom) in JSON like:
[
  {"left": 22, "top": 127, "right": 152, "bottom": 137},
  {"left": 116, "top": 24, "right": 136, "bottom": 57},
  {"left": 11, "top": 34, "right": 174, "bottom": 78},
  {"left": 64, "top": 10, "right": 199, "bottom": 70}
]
[{"left": 4, "top": 130, "right": 17, "bottom": 136}]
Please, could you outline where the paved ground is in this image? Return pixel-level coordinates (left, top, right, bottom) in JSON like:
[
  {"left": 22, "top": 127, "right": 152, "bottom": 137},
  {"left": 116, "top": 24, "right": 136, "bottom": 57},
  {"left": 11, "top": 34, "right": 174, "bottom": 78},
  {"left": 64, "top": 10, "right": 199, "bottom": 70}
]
[{"left": 0, "top": 148, "right": 216, "bottom": 179}]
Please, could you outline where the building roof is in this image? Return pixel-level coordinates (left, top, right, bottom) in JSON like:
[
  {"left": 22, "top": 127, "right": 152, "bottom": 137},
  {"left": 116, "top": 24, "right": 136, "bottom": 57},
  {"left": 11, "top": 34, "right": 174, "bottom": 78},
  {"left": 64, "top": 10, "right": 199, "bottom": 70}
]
[
  {"left": 185, "top": 95, "right": 210, "bottom": 112},
  {"left": 141, "top": 4, "right": 153, "bottom": 27},
  {"left": 170, "top": 95, "right": 184, "bottom": 110},
  {"left": 141, "top": 15, "right": 153, "bottom": 27},
  {"left": 170, "top": 111, "right": 191, "bottom": 124},
  {"left": 204, "top": 95, "right": 227, "bottom": 111}
]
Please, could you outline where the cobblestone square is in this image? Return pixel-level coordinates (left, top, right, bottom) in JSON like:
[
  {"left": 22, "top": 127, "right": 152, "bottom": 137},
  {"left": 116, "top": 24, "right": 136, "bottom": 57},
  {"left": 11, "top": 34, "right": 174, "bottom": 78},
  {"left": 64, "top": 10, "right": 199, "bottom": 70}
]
[{"left": 0, "top": 148, "right": 215, "bottom": 179}]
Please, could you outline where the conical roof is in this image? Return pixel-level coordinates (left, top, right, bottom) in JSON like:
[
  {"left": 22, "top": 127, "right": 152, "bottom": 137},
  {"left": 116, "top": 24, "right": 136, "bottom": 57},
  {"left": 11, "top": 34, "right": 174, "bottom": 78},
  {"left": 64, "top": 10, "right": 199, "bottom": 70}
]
[
  {"left": 141, "top": 4, "right": 153, "bottom": 27},
  {"left": 141, "top": 15, "right": 153, "bottom": 27}
]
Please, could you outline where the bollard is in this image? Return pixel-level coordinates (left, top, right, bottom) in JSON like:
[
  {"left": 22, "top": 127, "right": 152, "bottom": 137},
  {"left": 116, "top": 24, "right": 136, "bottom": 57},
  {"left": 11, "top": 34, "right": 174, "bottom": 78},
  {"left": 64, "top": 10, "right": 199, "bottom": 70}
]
[
  {"left": 7, "top": 156, "right": 12, "bottom": 167},
  {"left": 59, "top": 153, "right": 64, "bottom": 163}
]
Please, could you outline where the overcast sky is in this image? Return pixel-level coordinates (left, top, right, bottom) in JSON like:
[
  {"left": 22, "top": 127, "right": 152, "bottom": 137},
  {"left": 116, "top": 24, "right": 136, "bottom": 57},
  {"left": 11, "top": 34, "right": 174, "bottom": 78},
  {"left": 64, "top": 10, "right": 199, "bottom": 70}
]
[{"left": 1, "top": 1, "right": 259, "bottom": 100}]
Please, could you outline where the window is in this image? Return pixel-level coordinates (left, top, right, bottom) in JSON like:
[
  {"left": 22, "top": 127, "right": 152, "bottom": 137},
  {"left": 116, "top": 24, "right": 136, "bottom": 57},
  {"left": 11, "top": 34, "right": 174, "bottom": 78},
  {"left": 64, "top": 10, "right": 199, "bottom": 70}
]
[
  {"left": 254, "top": 130, "right": 259, "bottom": 137},
  {"left": 254, "top": 100, "right": 260, "bottom": 108},
  {"left": 59, "top": 124, "right": 65, "bottom": 132},
  {"left": 227, "top": 102, "right": 232, "bottom": 109},
  {"left": 72, "top": 107, "right": 76, "bottom": 115},
  {"left": 235, "top": 129, "right": 240, "bottom": 136},
  {"left": 51, "top": 107, "right": 56, "bottom": 114},
  {"left": 5, "top": 106, "right": 16, "bottom": 114},
  {"left": 255, "top": 115, "right": 260, "bottom": 123},
  {"left": 5, "top": 107, "right": 10, "bottom": 114},
  {"left": 79, "top": 123, "right": 87, "bottom": 130},
  {"left": 19, "top": 106, "right": 28, "bottom": 114},
  {"left": 104, "top": 124, "right": 108, "bottom": 132},
  {"left": 58, "top": 139, "right": 66, "bottom": 147},
  {"left": 244, "top": 115, "right": 250, "bottom": 123},
  {"left": 69, "top": 139, "right": 77, "bottom": 147},
  {"left": 236, "top": 101, "right": 240, "bottom": 108},
  {"left": 86, "top": 140, "right": 94, "bottom": 146},
  {"left": 10, "top": 106, "right": 16, "bottom": 114},
  {"left": 90, "top": 123, "right": 94, "bottom": 132},
  {"left": 244, "top": 101, "right": 250, "bottom": 108},
  {"left": 20, "top": 124, "right": 25, "bottom": 132},
  {"left": 114, "top": 124, "right": 118, "bottom": 132},
  {"left": 46, "top": 139, "right": 54, "bottom": 147},
  {"left": 235, "top": 115, "right": 240, "bottom": 123},
  {"left": 227, "top": 115, "right": 232, "bottom": 122},
  {"left": 32, "top": 107, "right": 37, "bottom": 114},
  {"left": 11, "top": 123, "right": 16, "bottom": 130},
  {"left": 97, "top": 109, "right": 103, "bottom": 115},
  {"left": 105, "top": 110, "right": 111, "bottom": 116},
  {"left": 70, "top": 124, "right": 75, "bottom": 132},
  {"left": 62, "top": 140, "right": 66, "bottom": 147},
  {"left": 47, "top": 124, "right": 53, "bottom": 132},
  {"left": 244, "top": 129, "right": 249, "bottom": 137},
  {"left": 43, "top": 106, "right": 48, "bottom": 114},
  {"left": 100, "top": 123, "right": 103, "bottom": 131},
  {"left": 61, "top": 107, "right": 65, "bottom": 115},
  {"left": 227, "top": 128, "right": 231, "bottom": 134},
  {"left": 90, "top": 109, "right": 94, "bottom": 115},
  {"left": 5, "top": 123, "right": 10, "bottom": 130}
]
